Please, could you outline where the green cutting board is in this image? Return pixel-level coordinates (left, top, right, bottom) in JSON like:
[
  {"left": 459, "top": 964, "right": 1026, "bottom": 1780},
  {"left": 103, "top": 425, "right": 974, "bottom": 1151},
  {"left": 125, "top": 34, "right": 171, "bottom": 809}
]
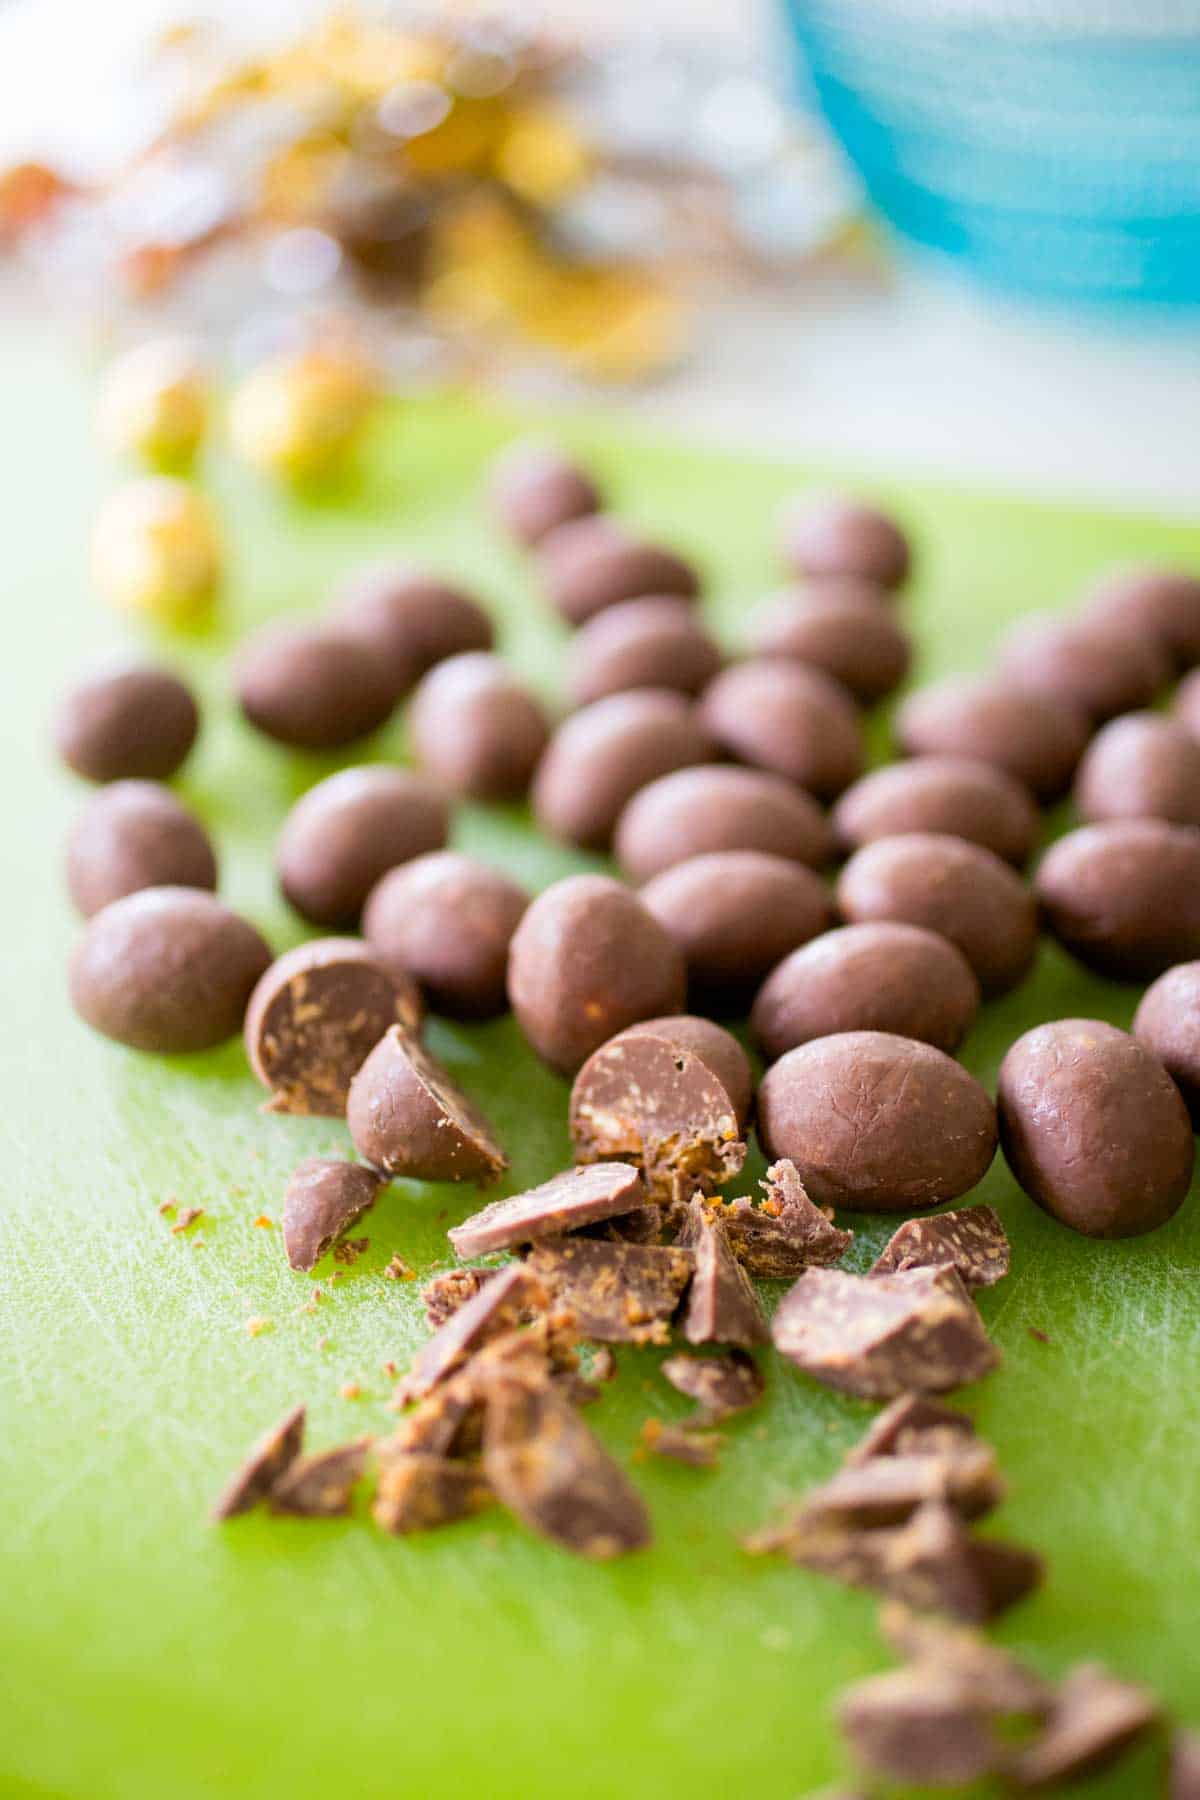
[{"left": 3, "top": 328, "right": 1199, "bottom": 1800}]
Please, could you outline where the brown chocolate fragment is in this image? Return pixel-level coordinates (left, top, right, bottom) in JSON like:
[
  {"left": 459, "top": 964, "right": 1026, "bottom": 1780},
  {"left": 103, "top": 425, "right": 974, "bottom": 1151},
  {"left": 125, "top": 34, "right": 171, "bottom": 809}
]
[
  {"left": 1011, "top": 1664, "right": 1160, "bottom": 1790},
  {"left": 1170, "top": 1729, "right": 1200, "bottom": 1800},
  {"left": 54, "top": 658, "right": 200, "bottom": 784},
  {"left": 282, "top": 1158, "right": 385, "bottom": 1273},
  {"left": 772, "top": 1266, "right": 1000, "bottom": 1399},
  {"left": 245, "top": 938, "right": 421, "bottom": 1116},
  {"left": 838, "top": 1663, "right": 1006, "bottom": 1785},
  {"left": 482, "top": 1374, "right": 652, "bottom": 1559},
  {"left": 526, "top": 1238, "right": 692, "bottom": 1345},
  {"left": 719, "top": 1160, "right": 852, "bottom": 1280},
  {"left": 794, "top": 1442, "right": 1004, "bottom": 1531},
  {"left": 845, "top": 1393, "right": 977, "bottom": 1466},
  {"left": 66, "top": 781, "right": 218, "bottom": 918},
  {"left": 660, "top": 1349, "right": 764, "bottom": 1424},
  {"left": 211, "top": 1402, "right": 306, "bottom": 1521},
  {"left": 347, "top": 1026, "right": 507, "bottom": 1185},
  {"left": 381, "top": 1382, "right": 481, "bottom": 1458},
  {"left": 869, "top": 1205, "right": 1010, "bottom": 1291},
  {"left": 579, "top": 1205, "right": 664, "bottom": 1245},
  {"left": 422, "top": 1267, "right": 499, "bottom": 1330},
  {"left": 640, "top": 1419, "right": 723, "bottom": 1467},
  {"left": 880, "top": 1500, "right": 1044, "bottom": 1623},
  {"left": 401, "top": 1264, "right": 546, "bottom": 1401},
  {"left": 878, "top": 1604, "right": 1053, "bottom": 1715},
  {"left": 449, "top": 1163, "right": 645, "bottom": 1259},
  {"left": 373, "top": 1454, "right": 493, "bottom": 1534},
  {"left": 269, "top": 1438, "right": 370, "bottom": 1517},
  {"left": 677, "top": 1200, "right": 767, "bottom": 1349}
]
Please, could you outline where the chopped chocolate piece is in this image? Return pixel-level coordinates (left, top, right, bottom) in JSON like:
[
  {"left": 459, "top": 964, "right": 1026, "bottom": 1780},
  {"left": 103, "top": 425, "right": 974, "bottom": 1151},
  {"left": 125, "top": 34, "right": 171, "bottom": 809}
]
[
  {"left": 270, "top": 1438, "right": 370, "bottom": 1517},
  {"left": 661, "top": 1349, "right": 764, "bottom": 1424},
  {"left": 878, "top": 1604, "right": 1053, "bottom": 1716},
  {"left": 1170, "top": 1730, "right": 1200, "bottom": 1800},
  {"left": 838, "top": 1663, "right": 1004, "bottom": 1785},
  {"left": 578, "top": 1205, "right": 664, "bottom": 1245},
  {"left": 245, "top": 938, "right": 421, "bottom": 1116},
  {"left": 332, "top": 1236, "right": 370, "bottom": 1266},
  {"left": 380, "top": 1383, "right": 481, "bottom": 1459},
  {"left": 211, "top": 1403, "right": 305, "bottom": 1521},
  {"left": 879, "top": 1501, "right": 1044, "bottom": 1623},
  {"left": 677, "top": 1200, "right": 768, "bottom": 1349},
  {"left": 720, "top": 1160, "right": 852, "bottom": 1279},
  {"left": 422, "top": 1267, "right": 499, "bottom": 1329},
  {"left": 526, "top": 1238, "right": 692, "bottom": 1345},
  {"left": 640, "top": 1419, "right": 723, "bottom": 1467},
  {"left": 449, "top": 1163, "right": 645, "bottom": 1260},
  {"left": 796, "top": 1443, "right": 1003, "bottom": 1530},
  {"left": 845, "top": 1393, "right": 977, "bottom": 1466},
  {"left": 1012, "top": 1664, "right": 1160, "bottom": 1790},
  {"left": 403, "top": 1264, "right": 547, "bottom": 1401},
  {"left": 869, "top": 1204, "right": 1010, "bottom": 1290},
  {"left": 772, "top": 1266, "right": 1000, "bottom": 1399},
  {"left": 347, "top": 1027, "right": 507, "bottom": 1185},
  {"left": 482, "top": 1374, "right": 652, "bottom": 1560},
  {"left": 282, "top": 1158, "right": 385, "bottom": 1273},
  {"left": 373, "top": 1454, "right": 493, "bottom": 1534}
]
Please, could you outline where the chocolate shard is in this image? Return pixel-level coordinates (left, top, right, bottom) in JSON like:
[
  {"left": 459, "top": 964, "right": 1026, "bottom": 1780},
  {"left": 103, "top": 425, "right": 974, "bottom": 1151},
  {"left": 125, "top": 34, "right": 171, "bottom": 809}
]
[
  {"left": 845, "top": 1393, "right": 977, "bottom": 1466},
  {"left": 838, "top": 1663, "right": 1005, "bottom": 1785},
  {"left": 878, "top": 1500, "right": 1045, "bottom": 1623},
  {"left": 282, "top": 1158, "right": 386, "bottom": 1273},
  {"left": 1170, "top": 1729, "right": 1200, "bottom": 1800},
  {"left": 380, "top": 1382, "right": 482, "bottom": 1459},
  {"left": 878, "top": 1604, "right": 1053, "bottom": 1717},
  {"left": 869, "top": 1203, "right": 1010, "bottom": 1290},
  {"left": 421, "top": 1266, "right": 499, "bottom": 1329},
  {"left": 720, "top": 1159, "right": 853, "bottom": 1279},
  {"left": 1011, "top": 1664, "right": 1161, "bottom": 1790},
  {"left": 449, "top": 1163, "right": 646, "bottom": 1259},
  {"left": 660, "top": 1348, "right": 764, "bottom": 1424},
  {"left": 347, "top": 1027, "right": 508, "bottom": 1186},
  {"left": 795, "top": 1442, "right": 1004, "bottom": 1531},
  {"left": 482, "top": 1373, "right": 652, "bottom": 1560},
  {"left": 211, "top": 1402, "right": 306, "bottom": 1521},
  {"left": 401, "top": 1263, "right": 547, "bottom": 1401},
  {"left": 526, "top": 1237, "right": 692, "bottom": 1345},
  {"left": 373, "top": 1454, "right": 493, "bottom": 1535},
  {"left": 678, "top": 1198, "right": 768, "bottom": 1348},
  {"left": 269, "top": 1438, "right": 371, "bottom": 1517},
  {"left": 577, "top": 1205, "right": 664, "bottom": 1245},
  {"left": 772, "top": 1265, "right": 1000, "bottom": 1399},
  {"left": 640, "top": 1419, "right": 724, "bottom": 1467}
]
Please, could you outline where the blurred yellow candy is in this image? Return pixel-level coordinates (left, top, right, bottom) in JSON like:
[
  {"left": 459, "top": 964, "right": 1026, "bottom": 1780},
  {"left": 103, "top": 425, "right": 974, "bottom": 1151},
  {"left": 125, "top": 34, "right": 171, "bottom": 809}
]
[
  {"left": 494, "top": 105, "right": 590, "bottom": 207},
  {"left": 91, "top": 477, "right": 222, "bottom": 628},
  {"left": 96, "top": 339, "right": 209, "bottom": 471},
  {"left": 228, "top": 346, "right": 379, "bottom": 483}
]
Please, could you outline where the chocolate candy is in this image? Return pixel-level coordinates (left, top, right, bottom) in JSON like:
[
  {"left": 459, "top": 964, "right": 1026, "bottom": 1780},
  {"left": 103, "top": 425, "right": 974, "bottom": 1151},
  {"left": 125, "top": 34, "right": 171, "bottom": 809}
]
[
  {"left": 641, "top": 850, "right": 831, "bottom": 1007},
  {"left": 276, "top": 766, "right": 449, "bottom": 928},
  {"left": 538, "top": 514, "right": 700, "bottom": 626},
  {"left": 363, "top": 851, "right": 528, "bottom": 1020},
  {"left": 895, "top": 675, "right": 1089, "bottom": 802},
  {"left": 757, "top": 1030, "right": 997, "bottom": 1212},
  {"left": 506, "top": 874, "right": 686, "bottom": 1074},
  {"left": 1083, "top": 563, "right": 1200, "bottom": 670},
  {"left": 779, "top": 495, "right": 911, "bottom": 591},
  {"left": 1175, "top": 667, "right": 1200, "bottom": 743},
  {"left": 1073, "top": 712, "right": 1200, "bottom": 826},
  {"left": 282, "top": 1157, "right": 386, "bottom": 1271},
  {"left": 749, "top": 591, "right": 911, "bottom": 704},
  {"left": 1133, "top": 962, "right": 1200, "bottom": 1123},
  {"left": 69, "top": 886, "right": 271, "bottom": 1053},
  {"left": 1034, "top": 819, "right": 1200, "bottom": 980},
  {"left": 488, "top": 441, "right": 601, "bottom": 546},
  {"left": 409, "top": 652, "right": 551, "bottom": 801},
  {"left": 565, "top": 596, "right": 722, "bottom": 707},
  {"left": 614, "top": 763, "right": 831, "bottom": 882},
  {"left": 53, "top": 659, "right": 199, "bottom": 783},
  {"left": 233, "top": 622, "right": 396, "bottom": 749},
  {"left": 998, "top": 1019, "right": 1194, "bottom": 1238},
  {"left": 752, "top": 922, "right": 980, "bottom": 1062},
  {"left": 346, "top": 1025, "right": 507, "bottom": 1184},
  {"left": 833, "top": 757, "right": 1038, "bottom": 867},
  {"left": 65, "top": 780, "right": 217, "bottom": 918},
  {"left": 700, "top": 658, "right": 863, "bottom": 800},
  {"left": 999, "top": 613, "right": 1168, "bottom": 723},
  {"left": 625, "top": 1015, "right": 754, "bottom": 1124},
  {"left": 532, "top": 689, "right": 713, "bottom": 850},
  {"left": 244, "top": 938, "right": 421, "bottom": 1115},
  {"left": 837, "top": 832, "right": 1037, "bottom": 997},
  {"left": 332, "top": 564, "right": 493, "bottom": 700}
]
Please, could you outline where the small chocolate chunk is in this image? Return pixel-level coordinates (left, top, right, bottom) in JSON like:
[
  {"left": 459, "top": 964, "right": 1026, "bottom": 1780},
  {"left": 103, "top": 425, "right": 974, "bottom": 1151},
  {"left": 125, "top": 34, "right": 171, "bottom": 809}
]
[
  {"left": 878, "top": 1604, "right": 1052, "bottom": 1714},
  {"left": 533, "top": 689, "right": 713, "bottom": 851},
  {"left": 482, "top": 1373, "right": 652, "bottom": 1559},
  {"left": 270, "top": 1438, "right": 370, "bottom": 1517},
  {"left": 489, "top": 441, "right": 601, "bottom": 546},
  {"left": 363, "top": 851, "right": 529, "bottom": 1020},
  {"left": 1000, "top": 612, "right": 1169, "bottom": 723},
  {"left": 211, "top": 1402, "right": 306, "bottom": 1520},
  {"left": 373, "top": 1454, "right": 493, "bottom": 1534},
  {"left": 757, "top": 1033, "right": 998, "bottom": 1213},
  {"left": 677, "top": 1200, "right": 767, "bottom": 1349},
  {"left": 750, "top": 590, "right": 911, "bottom": 704},
  {"left": 381, "top": 1383, "right": 481, "bottom": 1459},
  {"left": 409, "top": 653, "right": 551, "bottom": 801},
  {"left": 838, "top": 1663, "right": 1005, "bottom": 1785},
  {"left": 579, "top": 1205, "right": 664, "bottom": 1245},
  {"left": 403, "top": 1264, "right": 546, "bottom": 1400},
  {"left": 661, "top": 1349, "right": 763, "bottom": 1424},
  {"left": 527, "top": 1238, "right": 693, "bottom": 1344},
  {"left": 347, "top": 1026, "right": 507, "bottom": 1185},
  {"left": 833, "top": 756, "right": 1039, "bottom": 867},
  {"left": 567, "top": 597, "right": 722, "bottom": 707},
  {"left": 870, "top": 1205, "right": 1010, "bottom": 1290},
  {"left": 640, "top": 1420, "right": 723, "bottom": 1467},
  {"left": 1011, "top": 1664, "right": 1160, "bottom": 1790},
  {"left": 1085, "top": 563, "right": 1200, "bottom": 670},
  {"left": 70, "top": 887, "right": 271, "bottom": 1054},
  {"left": 797, "top": 1442, "right": 1003, "bottom": 1530},
  {"left": 1134, "top": 960, "right": 1200, "bottom": 1124},
  {"left": 422, "top": 1267, "right": 499, "bottom": 1330},
  {"left": 245, "top": 938, "right": 421, "bottom": 1115},
  {"left": 700, "top": 659, "right": 863, "bottom": 801},
  {"left": 779, "top": 496, "right": 911, "bottom": 591},
  {"left": 1177, "top": 667, "right": 1200, "bottom": 743},
  {"left": 54, "top": 659, "right": 199, "bottom": 783},
  {"left": 1170, "top": 1729, "right": 1200, "bottom": 1800},
  {"left": 772, "top": 1266, "right": 1000, "bottom": 1399},
  {"left": 65, "top": 780, "right": 217, "bottom": 918},
  {"left": 449, "top": 1163, "right": 646, "bottom": 1260},
  {"left": 837, "top": 832, "right": 1037, "bottom": 998},
  {"left": 539, "top": 514, "right": 699, "bottom": 627},
  {"left": 1074, "top": 713, "right": 1200, "bottom": 827},
  {"left": 896, "top": 675, "right": 1089, "bottom": 802},
  {"left": 845, "top": 1394, "right": 977, "bottom": 1466},
  {"left": 1035, "top": 819, "right": 1200, "bottom": 981},
  {"left": 234, "top": 622, "right": 396, "bottom": 749},
  {"left": 332, "top": 563, "right": 493, "bottom": 699},
  {"left": 507, "top": 875, "right": 686, "bottom": 1075},
  {"left": 615, "top": 763, "right": 831, "bottom": 882},
  {"left": 880, "top": 1500, "right": 1043, "bottom": 1622},
  {"left": 282, "top": 1158, "right": 384, "bottom": 1273},
  {"left": 276, "top": 766, "right": 449, "bottom": 929},
  {"left": 719, "top": 1160, "right": 852, "bottom": 1279}
]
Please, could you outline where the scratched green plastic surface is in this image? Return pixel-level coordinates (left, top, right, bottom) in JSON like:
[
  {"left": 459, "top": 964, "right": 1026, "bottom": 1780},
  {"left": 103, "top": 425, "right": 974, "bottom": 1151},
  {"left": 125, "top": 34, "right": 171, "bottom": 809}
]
[{"left": 2, "top": 329, "right": 1199, "bottom": 1800}]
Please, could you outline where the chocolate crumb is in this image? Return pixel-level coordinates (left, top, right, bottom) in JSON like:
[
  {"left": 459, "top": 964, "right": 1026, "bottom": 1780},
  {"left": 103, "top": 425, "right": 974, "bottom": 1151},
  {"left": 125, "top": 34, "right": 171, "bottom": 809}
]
[
  {"left": 383, "top": 1255, "right": 415, "bottom": 1282},
  {"left": 869, "top": 1203, "right": 1010, "bottom": 1290},
  {"left": 422, "top": 1266, "right": 499, "bottom": 1327},
  {"left": 253, "top": 1214, "right": 273, "bottom": 1229},
  {"left": 171, "top": 1205, "right": 204, "bottom": 1233},
  {"left": 339, "top": 1381, "right": 362, "bottom": 1400},
  {"left": 270, "top": 1438, "right": 370, "bottom": 1518},
  {"left": 449, "top": 1163, "right": 646, "bottom": 1260},
  {"left": 720, "top": 1159, "right": 852, "bottom": 1278},
  {"left": 373, "top": 1454, "right": 493, "bottom": 1534},
  {"left": 282, "top": 1158, "right": 384, "bottom": 1273},
  {"left": 661, "top": 1349, "right": 764, "bottom": 1424},
  {"left": 526, "top": 1237, "right": 692, "bottom": 1344},
  {"left": 332, "top": 1235, "right": 370, "bottom": 1266},
  {"left": 245, "top": 1315, "right": 272, "bottom": 1337},
  {"left": 1012, "top": 1664, "right": 1160, "bottom": 1789},
  {"left": 157, "top": 1198, "right": 177, "bottom": 1216},
  {"left": 591, "top": 1346, "right": 617, "bottom": 1384},
  {"left": 640, "top": 1419, "right": 724, "bottom": 1467},
  {"left": 1029, "top": 1327, "right": 1051, "bottom": 1345},
  {"left": 677, "top": 1199, "right": 768, "bottom": 1348},
  {"left": 211, "top": 1402, "right": 306, "bottom": 1521}
]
